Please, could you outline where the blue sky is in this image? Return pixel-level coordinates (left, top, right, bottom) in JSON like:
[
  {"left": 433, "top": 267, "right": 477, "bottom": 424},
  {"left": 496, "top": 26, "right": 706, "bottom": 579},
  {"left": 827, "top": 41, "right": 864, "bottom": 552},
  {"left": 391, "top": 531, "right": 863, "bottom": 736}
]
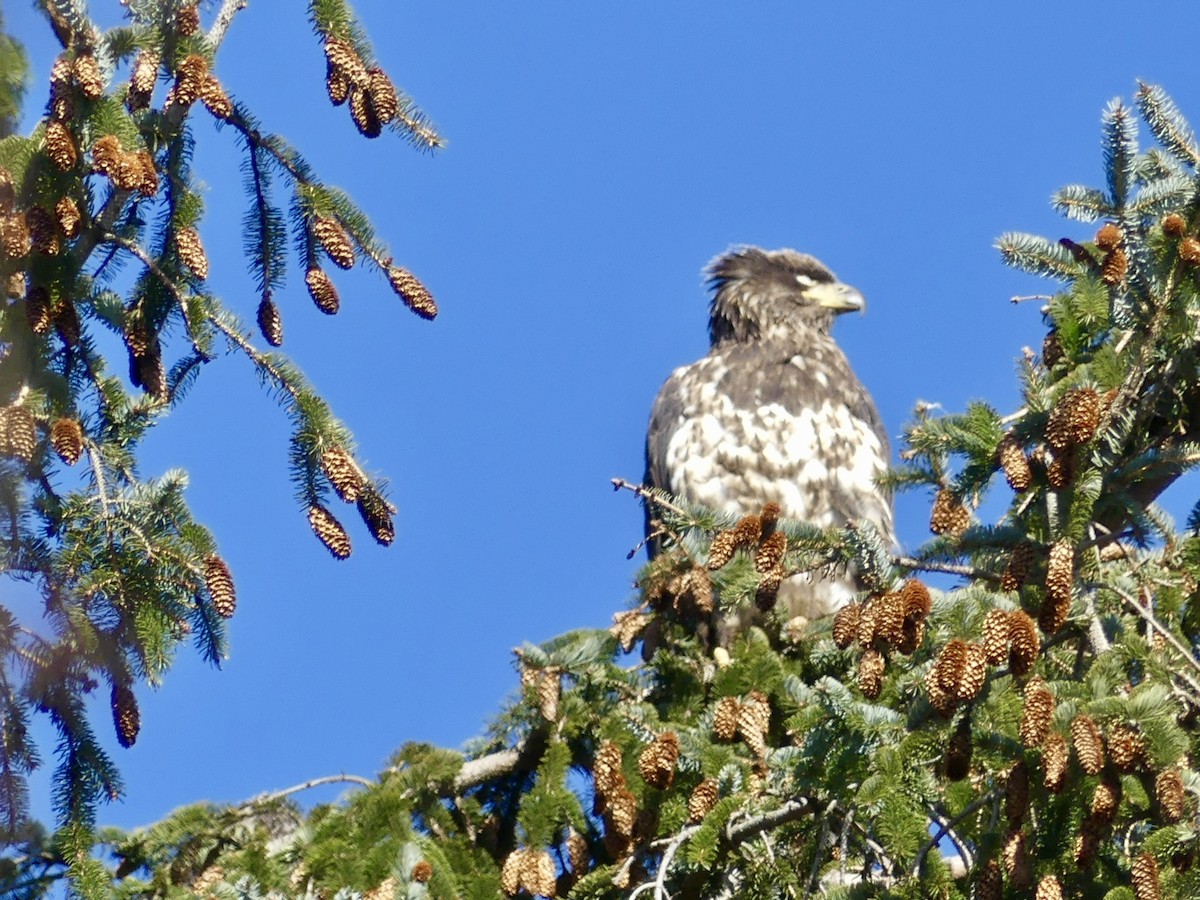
[{"left": 9, "top": 1, "right": 1200, "bottom": 836}]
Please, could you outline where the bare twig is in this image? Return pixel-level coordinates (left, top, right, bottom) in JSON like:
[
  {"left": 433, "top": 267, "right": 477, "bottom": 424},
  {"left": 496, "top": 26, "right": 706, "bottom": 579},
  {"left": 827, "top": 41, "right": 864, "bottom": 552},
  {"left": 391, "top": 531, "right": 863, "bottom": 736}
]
[
  {"left": 207, "top": 0, "right": 248, "bottom": 48},
  {"left": 244, "top": 773, "right": 374, "bottom": 807},
  {"left": 611, "top": 477, "right": 688, "bottom": 518},
  {"left": 894, "top": 556, "right": 995, "bottom": 581}
]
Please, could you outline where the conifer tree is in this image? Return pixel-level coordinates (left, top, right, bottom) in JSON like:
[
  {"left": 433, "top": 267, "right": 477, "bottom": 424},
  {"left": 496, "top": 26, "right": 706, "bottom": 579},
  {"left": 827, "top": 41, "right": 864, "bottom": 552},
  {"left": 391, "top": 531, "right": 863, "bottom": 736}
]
[
  {"left": 0, "top": 0, "right": 438, "bottom": 891},
  {"left": 11, "top": 36, "right": 1200, "bottom": 900}
]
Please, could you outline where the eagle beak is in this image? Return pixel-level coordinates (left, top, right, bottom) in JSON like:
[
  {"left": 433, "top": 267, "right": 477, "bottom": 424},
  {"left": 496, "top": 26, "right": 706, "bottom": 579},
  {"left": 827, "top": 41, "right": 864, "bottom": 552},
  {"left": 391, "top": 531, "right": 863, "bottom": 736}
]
[{"left": 804, "top": 281, "right": 866, "bottom": 315}]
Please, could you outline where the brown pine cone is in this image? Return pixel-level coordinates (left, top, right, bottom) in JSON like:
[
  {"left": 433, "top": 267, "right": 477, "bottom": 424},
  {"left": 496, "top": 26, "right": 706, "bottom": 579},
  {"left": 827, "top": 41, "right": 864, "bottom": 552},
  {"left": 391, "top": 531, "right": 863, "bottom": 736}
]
[
  {"left": 111, "top": 682, "right": 140, "bottom": 748},
  {"left": 1, "top": 213, "right": 31, "bottom": 258},
  {"left": 536, "top": 669, "right": 560, "bottom": 723},
  {"left": 1095, "top": 222, "right": 1123, "bottom": 250},
  {"left": 565, "top": 830, "right": 589, "bottom": 876},
  {"left": 326, "top": 62, "right": 350, "bottom": 105},
  {"left": 1044, "top": 538, "right": 1074, "bottom": 611},
  {"left": 895, "top": 617, "right": 925, "bottom": 655},
  {"left": 1036, "top": 875, "right": 1064, "bottom": 900},
  {"left": 176, "top": 3, "right": 200, "bottom": 36},
  {"left": 55, "top": 196, "right": 82, "bottom": 237},
  {"left": 1132, "top": 852, "right": 1161, "bottom": 900},
  {"left": 954, "top": 642, "right": 988, "bottom": 700},
  {"left": 1000, "top": 542, "right": 1036, "bottom": 592},
  {"left": 976, "top": 859, "right": 1002, "bottom": 900},
  {"left": 305, "top": 267, "right": 340, "bottom": 314},
  {"left": 855, "top": 601, "right": 879, "bottom": 648},
  {"left": 857, "top": 648, "right": 886, "bottom": 700},
  {"left": 129, "top": 49, "right": 160, "bottom": 101},
  {"left": 1091, "top": 773, "right": 1121, "bottom": 824},
  {"left": 45, "top": 121, "right": 78, "bottom": 171},
  {"left": 410, "top": 860, "right": 432, "bottom": 884},
  {"left": 175, "top": 227, "right": 209, "bottom": 279},
  {"left": 737, "top": 690, "right": 771, "bottom": 756},
  {"left": 257, "top": 297, "right": 283, "bottom": 346},
  {"left": 522, "top": 849, "right": 557, "bottom": 898},
  {"left": 50, "top": 417, "right": 83, "bottom": 465},
  {"left": 637, "top": 732, "right": 679, "bottom": 790},
  {"left": 1008, "top": 610, "right": 1040, "bottom": 675},
  {"left": 1019, "top": 677, "right": 1055, "bottom": 748},
  {"left": 26, "top": 206, "right": 59, "bottom": 255},
  {"left": 386, "top": 264, "right": 439, "bottom": 319},
  {"left": 25, "top": 285, "right": 51, "bottom": 335},
  {"left": 688, "top": 779, "right": 719, "bottom": 822},
  {"left": 1046, "top": 447, "right": 1074, "bottom": 490},
  {"left": 712, "top": 696, "right": 741, "bottom": 741},
  {"left": 72, "top": 52, "right": 104, "bottom": 100},
  {"left": 312, "top": 215, "right": 355, "bottom": 269},
  {"left": 3, "top": 406, "right": 36, "bottom": 462},
  {"left": 872, "top": 593, "right": 906, "bottom": 647},
  {"left": 1005, "top": 760, "right": 1029, "bottom": 825},
  {"left": 499, "top": 850, "right": 523, "bottom": 896},
  {"left": 1047, "top": 387, "right": 1101, "bottom": 449},
  {"left": 943, "top": 718, "right": 972, "bottom": 781},
  {"left": 349, "top": 86, "right": 382, "bottom": 137},
  {"left": 1156, "top": 768, "right": 1185, "bottom": 822},
  {"left": 707, "top": 529, "right": 738, "bottom": 569},
  {"left": 754, "top": 531, "right": 787, "bottom": 574},
  {"left": 1181, "top": 237, "right": 1200, "bottom": 265},
  {"left": 1002, "top": 828, "right": 1032, "bottom": 889},
  {"left": 609, "top": 609, "right": 650, "bottom": 653},
  {"left": 832, "top": 602, "right": 860, "bottom": 649},
  {"left": 592, "top": 741, "right": 624, "bottom": 800},
  {"left": 1163, "top": 213, "right": 1188, "bottom": 237},
  {"left": 929, "top": 488, "right": 969, "bottom": 535},
  {"left": 997, "top": 432, "right": 1032, "bottom": 491},
  {"left": 199, "top": 74, "right": 233, "bottom": 120},
  {"left": 321, "top": 445, "right": 363, "bottom": 503},
  {"left": 324, "top": 38, "right": 367, "bottom": 88},
  {"left": 900, "top": 578, "right": 932, "bottom": 621},
  {"left": 307, "top": 503, "right": 351, "bottom": 559},
  {"left": 981, "top": 609, "right": 1012, "bottom": 665},
  {"left": 1043, "top": 329, "right": 1064, "bottom": 367},
  {"left": 1070, "top": 714, "right": 1105, "bottom": 775},
  {"left": 366, "top": 67, "right": 398, "bottom": 123},
  {"left": 932, "top": 639, "right": 969, "bottom": 696},
  {"left": 1108, "top": 723, "right": 1147, "bottom": 772},
  {"left": 1101, "top": 246, "right": 1128, "bottom": 285},
  {"left": 607, "top": 786, "right": 637, "bottom": 839},
  {"left": 204, "top": 553, "right": 237, "bottom": 618},
  {"left": 356, "top": 486, "right": 395, "bottom": 546},
  {"left": 1042, "top": 731, "right": 1069, "bottom": 792}
]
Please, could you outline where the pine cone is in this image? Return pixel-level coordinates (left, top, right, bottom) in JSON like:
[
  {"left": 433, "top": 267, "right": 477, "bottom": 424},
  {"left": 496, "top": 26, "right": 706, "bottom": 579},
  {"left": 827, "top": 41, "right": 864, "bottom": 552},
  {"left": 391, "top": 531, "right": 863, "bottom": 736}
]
[
  {"left": 1000, "top": 542, "right": 1036, "bottom": 592},
  {"left": 1044, "top": 538, "right": 1074, "bottom": 617},
  {"left": 1019, "top": 676, "right": 1055, "bottom": 748},
  {"left": 607, "top": 786, "right": 637, "bottom": 838},
  {"left": 324, "top": 38, "right": 367, "bottom": 87},
  {"left": 997, "top": 432, "right": 1032, "bottom": 491},
  {"left": 1156, "top": 768, "right": 1185, "bottom": 822},
  {"left": 54, "top": 296, "right": 81, "bottom": 347},
  {"left": 3, "top": 406, "right": 36, "bottom": 462},
  {"left": 1002, "top": 828, "right": 1032, "bottom": 889},
  {"left": 26, "top": 206, "right": 59, "bottom": 255},
  {"left": 523, "top": 849, "right": 557, "bottom": 898},
  {"left": 895, "top": 617, "right": 925, "bottom": 655},
  {"left": 111, "top": 683, "right": 140, "bottom": 748},
  {"left": 175, "top": 227, "right": 209, "bottom": 279},
  {"left": 1070, "top": 714, "right": 1105, "bottom": 775},
  {"left": 954, "top": 642, "right": 988, "bottom": 700},
  {"left": 349, "top": 86, "right": 382, "bottom": 137},
  {"left": 72, "top": 52, "right": 104, "bottom": 100},
  {"left": 1047, "top": 387, "right": 1101, "bottom": 449},
  {"left": 680, "top": 566, "right": 713, "bottom": 615},
  {"left": 1181, "top": 237, "right": 1200, "bottom": 265},
  {"left": 707, "top": 529, "right": 738, "bottom": 569},
  {"left": 975, "top": 859, "right": 1002, "bottom": 900},
  {"left": 830, "top": 607, "right": 859, "bottom": 648},
  {"left": 386, "top": 264, "right": 439, "bottom": 320},
  {"left": 943, "top": 718, "right": 972, "bottom": 781},
  {"left": 204, "top": 553, "right": 237, "bottom": 618},
  {"left": 176, "top": 3, "right": 200, "bottom": 35},
  {"left": 410, "top": 859, "right": 432, "bottom": 884},
  {"left": 900, "top": 578, "right": 932, "bottom": 621},
  {"left": 128, "top": 49, "right": 159, "bottom": 108},
  {"left": 1005, "top": 760, "right": 1029, "bottom": 825},
  {"left": 1075, "top": 813, "right": 1103, "bottom": 868},
  {"left": 1095, "top": 222, "right": 1123, "bottom": 250},
  {"left": 873, "top": 593, "right": 906, "bottom": 647},
  {"left": 326, "top": 62, "right": 350, "bottom": 105},
  {"left": 1092, "top": 773, "right": 1121, "bottom": 824},
  {"left": 857, "top": 648, "right": 886, "bottom": 700},
  {"left": 1163, "top": 213, "right": 1188, "bottom": 237},
  {"left": 199, "top": 74, "right": 233, "bottom": 120},
  {"left": 537, "top": 669, "right": 560, "bottom": 722},
  {"left": 929, "top": 488, "right": 969, "bottom": 535},
  {"left": 1043, "top": 329, "right": 1064, "bottom": 367},
  {"left": 688, "top": 778, "right": 719, "bottom": 822},
  {"left": 356, "top": 486, "right": 396, "bottom": 546},
  {"left": 366, "top": 67, "right": 398, "bottom": 123},
  {"left": 592, "top": 741, "right": 624, "bottom": 800},
  {"left": 307, "top": 504, "right": 351, "bottom": 559},
  {"left": 1008, "top": 610, "right": 1040, "bottom": 675},
  {"left": 1101, "top": 246, "right": 1128, "bottom": 285},
  {"left": 855, "top": 601, "right": 878, "bottom": 648},
  {"left": 134, "top": 150, "right": 158, "bottom": 196},
  {"left": 609, "top": 609, "right": 650, "bottom": 653},
  {"left": 754, "top": 531, "right": 787, "bottom": 574},
  {"left": 1042, "top": 731, "right": 1068, "bottom": 792},
  {"left": 50, "top": 417, "right": 83, "bottom": 465},
  {"left": 712, "top": 696, "right": 741, "bottom": 741},
  {"left": 136, "top": 349, "right": 168, "bottom": 401},
  {"left": 305, "top": 267, "right": 340, "bottom": 314},
  {"left": 1132, "top": 852, "right": 1161, "bottom": 900},
  {"left": 737, "top": 691, "right": 771, "bottom": 756},
  {"left": 26, "top": 285, "right": 51, "bottom": 335},
  {"left": 321, "top": 445, "right": 363, "bottom": 502},
  {"left": 55, "top": 196, "right": 81, "bottom": 237},
  {"left": 932, "top": 639, "right": 969, "bottom": 696},
  {"left": 312, "top": 216, "right": 355, "bottom": 269},
  {"left": 566, "top": 830, "right": 589, "bottom": 876},
  {"left": 499, "top": 850, "right": 524, "bottom": 896},
  {"left": 1, "top": 213, "right": 30, "bottom": 258},
  {"left": 1108, "top": 723, "right": 1147, "bottom": 771},
  {"left": 44, "top": 120, "right": 78, "bottom": 171},
  {"left": 1035, "top": 875, "right": 1064, "bottom": 900},
  {"left": 981, "top": 609, "right": 1012, "bottom": 665},
  {"left": 637, "top": 732, "right": 679, "bottom": 790}
]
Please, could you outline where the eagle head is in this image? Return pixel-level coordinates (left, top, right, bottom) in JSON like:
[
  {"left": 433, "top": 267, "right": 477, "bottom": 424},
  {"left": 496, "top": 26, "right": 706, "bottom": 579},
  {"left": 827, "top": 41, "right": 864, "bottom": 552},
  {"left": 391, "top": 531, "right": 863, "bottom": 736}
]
[{"left": 706, "top": 246, "right": 865, "bottom": 347}]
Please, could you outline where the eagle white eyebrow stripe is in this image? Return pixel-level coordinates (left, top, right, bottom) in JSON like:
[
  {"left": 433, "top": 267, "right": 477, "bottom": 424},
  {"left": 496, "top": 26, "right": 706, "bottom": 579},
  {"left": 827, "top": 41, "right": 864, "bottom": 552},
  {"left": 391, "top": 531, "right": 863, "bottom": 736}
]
[{"left": 794, "top": 274, "right": 816, "bottom": 287}]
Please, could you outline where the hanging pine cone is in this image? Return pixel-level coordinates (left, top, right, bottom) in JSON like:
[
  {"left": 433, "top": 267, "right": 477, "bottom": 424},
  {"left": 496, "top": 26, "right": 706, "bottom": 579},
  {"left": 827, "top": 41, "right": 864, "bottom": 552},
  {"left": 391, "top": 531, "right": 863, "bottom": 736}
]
[
  {"left": 537, "top": 668, "right": 560, "bottom": 722},
  {"left": 499, "top": 850, "right": 523, "bottom": 896},
  {"left": 1101, "top": 246, "right": 1128, "bottom": 285},
  {"left": 1132, "top": 852, "right": 1161, "bottom": 900},
  {"left": 134, "top": 150, "right": 158, "bottom": 196},
  {"left": 1044, "top": 538, "right": 1074, "bottom": 620},
  {"left": 386, "top": 264, "right": 439, "bottom": 320},
  {"left": 1046, "top": 448, "right": 1074, "bottom": 490},
  {"left": 55, "top": 196, "right": 81, "bottom": 237},
  {"left": 1043, "top": 329, "right": 1064, "bottom": 367},
  {"left": 1, "top": 213, "right": 30, "bottom": 259},
  {"left": 896, "top": 617, "right": 925, "bottom": 655},
  {"left": 1000, "top": 541, "right": 1036, "bottom": 592},
  {"left": 324, "top": 38, "right": 367, "bottom": 88},
  {"left": 931, "top": 639, "right": 969, "bottom": 697},
  {"left": 136, "top": 350, "right": 168, "bottom": 401},
  {"left": 91, "top": 134, "right": 121, "bottom": 174},
  {"left": 900, "top": 578, "right": 932, "bottom": 621},
  {"left": 754, "top": 568, "right": 783, "bottom": 612},
  {"left": 873, "top": 593, "right": 906, "bottom": 647},
  {"left": 3, "top": 406, "right": 37, "bottom": 462},
  {"left": 857, "top": 648, "right": 886, "bottom": 700},
  {"left": 707, "top": 529, "right": 738, "bottom": 569},
  {"left": 349, "top": 86, "right": 382, "bottom": 138},
  {"left": 44, "top": 120, "right": 78, "bottom": 171},
  {"left": 997, "top": 432, "right": 1032, "bottom": 491},
  {"left": 566, "top": 829, "right": 589, "bottom": 876},
  {"left": 1019, "top": 677, "right": 1055, "bottom": 748},
  {"left": 199, "top": 74, "right": 233, "bottom": 120},
  {"left": 1042, "top": 731, "right": 1069, "bottom": 792},
  {"left": 356, "top": 486, "right": 396, "bottom": 546},
  {"left": 1108, "top": 723, "right": 1147, "bottom": 772},
  {"left": 1092, "top": 774, "right": 1121, "bottom": 824},
  {"left": 637, "top": 732, "right": 679, "bottom": 790},
  {"left": 366, "top": 67, "right": 398, "bottom": 123},
  {"left": 681, "top": 566, "right": 713, "bottom": 615},
  {"left": 1002, "top": 828, "right": 1032, "bottom": 889},
  {"left": 943, "top": 718, "right": 972, "bottom": 781},
  {"left": 975, "top": 859, "right": 1002, "bottom": 900},
  {"left": 50, "top": 417, "right": 83, "bottom": 465},
  {"left": 326, "top": 61, "right": 350, "bottom": 105},
  {"left": 1035, "top": 875, "right": 1064, "bottom": 900},
  {"left": 410, "top": 859, "right": 432, "bottom": 884},
  {"left": 176, "top": 3, "right": 200, "bottom": 35},
  {"left": 855, "top": 602, "right": 879, "bottom": 648},
  {"left": 307, "top": 503, "right": 351, "bottom": 559},
  {"left": 111, "top": 683, "right": 140, "bottom": 748},
  {"left": 929, "top": 488, "right": 969, "bottom": 535},
  {"left": 981, "top": 609, "right": 1012, "bottom": 665},
  {"left": 1070, "top": 714, "right": 1105, "bottom": 775},
  {"left": 175, "top": 227, "right": 209, "bottom": 279},
  {"left": 607, "top": 786, "right": 637, "bottom": 838},
  {"left": 26, "top": 285, "right": 51, "bottom": 335},
  {"left": 312, "top": 216, "right": 355, "bottom": 269},
  {"left": 954, "top": 642, "right": 988, "bottom": 700},
  {"left": 1008, "top": 610, "right": 1040, "bottom": 676},
  {"left": 305, "top": 267, "right": 340, "bottom": 314},
  {"left": 1181, "top": 237, "right": 1200, "bottom": 265},
  {"left": 321, "top": 445, "right": 362, "bottom": 502},
  {"left": 609, "top": 609, "right": 649, "bottom": 653},
  {"left": 203, "top": 554, "right": 237, "bottom": 618},
  {"left": 737, "top": 691, "right": 771, "bottom": 756},
  {"left": 257, "top": 297, "right": 283, "bottom": 346},
  {"left": 712, "top": 696, "right": 741, "bottom": 741},
  {"left": 1156, "top": 768, "right": 1185, "bottom": 822},
  {"left": 26, "top": 206, "right": 59, "bottom": 255},
  {"left": 592, "top": 741, "right": 624, "bottom": 800},
  {"left": 51, "top": 296, "right": 77, "bottom": 345},
  {"left": 1075, "top": 813, "right": 1103, "bottom": 868},
  {"left": 1047, "top": 387, "right": 1101, "bottom": 450},
  {"left": 72, "top": 52, "right": 104, "bottom": 100},
  {"left": 688, "top": 779, "right": 719, "bottom": 822},
  {"left": 754, "top": 531, "right": 787, "bottom": 574},
  {"left": 1005, "top": 760, "right": 1029, "bottom": 825},
  {"left": 128, "top": 49, "right": 159, "bottom": 109},
  {"left": 1163, "top": 213, "right": 1187, "bottom": 237},
  {"left": 522, "top": 849, "right": 557, "bottom": 898},
  {"left": 1095, "top": 222, "right": 1123, "bottom": 250}
]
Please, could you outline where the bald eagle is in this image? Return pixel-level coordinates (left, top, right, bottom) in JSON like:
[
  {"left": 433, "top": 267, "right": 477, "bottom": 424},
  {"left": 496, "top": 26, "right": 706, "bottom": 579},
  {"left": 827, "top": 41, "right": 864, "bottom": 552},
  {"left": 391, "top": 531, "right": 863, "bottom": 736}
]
[{"left": 645, "top": 246, "right": 893, "bottom": 623}]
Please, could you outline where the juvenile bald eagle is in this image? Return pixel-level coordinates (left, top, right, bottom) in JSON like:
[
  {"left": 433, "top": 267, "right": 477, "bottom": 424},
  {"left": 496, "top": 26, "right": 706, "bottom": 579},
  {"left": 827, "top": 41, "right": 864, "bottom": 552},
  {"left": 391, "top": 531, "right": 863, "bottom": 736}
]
[{"left": 645, "top": 246, "right": 893, "bottom": 622}]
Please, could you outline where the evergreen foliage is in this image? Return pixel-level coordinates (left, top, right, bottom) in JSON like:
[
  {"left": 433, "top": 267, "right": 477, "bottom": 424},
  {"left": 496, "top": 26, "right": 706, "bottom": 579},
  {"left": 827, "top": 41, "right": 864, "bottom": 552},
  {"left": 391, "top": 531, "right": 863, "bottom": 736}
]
[
  {"left": 0, "top": 0, "right": 439, "bottom": 888},
  {"left": 8, "top": 11, "right": 1200, "bottom": 900}
]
